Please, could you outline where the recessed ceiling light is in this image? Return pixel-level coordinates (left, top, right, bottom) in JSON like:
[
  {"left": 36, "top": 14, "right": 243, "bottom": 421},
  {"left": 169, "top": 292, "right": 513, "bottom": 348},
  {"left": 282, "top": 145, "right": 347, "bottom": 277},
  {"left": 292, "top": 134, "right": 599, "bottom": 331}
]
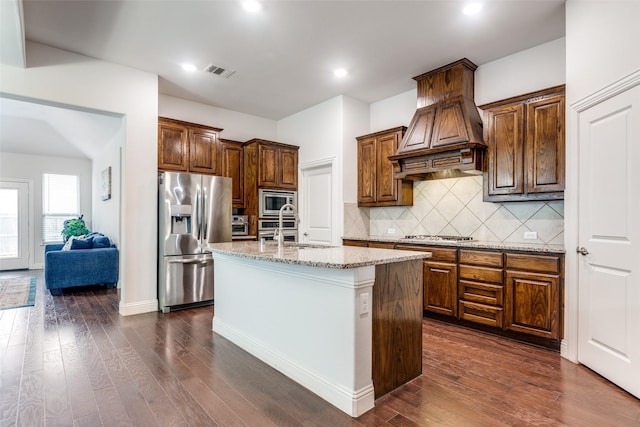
[
  {"left": 463, "top": 2, "right": 483, "bottom": 15},
  {"left": 242, "top": 1, "right": 262, "bottom": 12},
  {"left": 181, "top": 63, "right": 197, "bottom": 72},
  {"left": 334, "top": 68, "right": 348, "bottom": 78}
]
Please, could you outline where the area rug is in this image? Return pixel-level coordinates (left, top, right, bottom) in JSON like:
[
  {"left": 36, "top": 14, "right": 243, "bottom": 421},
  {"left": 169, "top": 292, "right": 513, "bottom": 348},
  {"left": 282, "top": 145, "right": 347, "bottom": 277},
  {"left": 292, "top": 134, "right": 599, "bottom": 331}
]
[{"left": 0, "top": 276, "right": 36, "bottom": 310}]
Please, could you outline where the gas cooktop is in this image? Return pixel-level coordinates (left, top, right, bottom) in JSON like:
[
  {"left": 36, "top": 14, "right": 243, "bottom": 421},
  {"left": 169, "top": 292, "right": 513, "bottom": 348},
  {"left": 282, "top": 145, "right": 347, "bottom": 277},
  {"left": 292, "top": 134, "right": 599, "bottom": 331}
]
[{"left": 403, "top": 235, "right": 474, "bottom": 241}]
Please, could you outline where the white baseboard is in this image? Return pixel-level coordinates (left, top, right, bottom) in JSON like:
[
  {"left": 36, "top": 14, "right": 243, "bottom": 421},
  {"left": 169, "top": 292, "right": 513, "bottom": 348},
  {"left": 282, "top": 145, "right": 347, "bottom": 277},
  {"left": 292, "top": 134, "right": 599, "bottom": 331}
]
[
  {"left": 119, "top": 299, "right": 158, "bottom": 316},
  {"left": 214, "top": 318, "right": 375, "bottom": 417}
]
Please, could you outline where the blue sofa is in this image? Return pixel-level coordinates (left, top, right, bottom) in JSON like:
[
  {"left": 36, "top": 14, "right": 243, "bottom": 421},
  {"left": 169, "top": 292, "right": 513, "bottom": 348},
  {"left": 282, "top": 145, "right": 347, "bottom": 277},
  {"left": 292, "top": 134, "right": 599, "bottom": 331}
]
[{"left": 44, "top": 241, "right": 119, "bottom": 295}]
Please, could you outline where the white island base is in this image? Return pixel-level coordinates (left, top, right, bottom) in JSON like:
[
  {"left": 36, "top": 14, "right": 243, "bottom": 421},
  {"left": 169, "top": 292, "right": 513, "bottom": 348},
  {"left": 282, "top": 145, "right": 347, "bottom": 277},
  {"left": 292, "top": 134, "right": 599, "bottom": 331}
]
[{"left": 212, "top": 253, "right": 376, "bottom": 416}]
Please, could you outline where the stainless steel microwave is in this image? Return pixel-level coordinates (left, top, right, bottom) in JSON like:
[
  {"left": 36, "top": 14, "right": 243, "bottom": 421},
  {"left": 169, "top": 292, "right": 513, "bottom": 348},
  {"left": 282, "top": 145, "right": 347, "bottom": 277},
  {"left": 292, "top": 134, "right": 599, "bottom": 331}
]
[{"left": 258, "top": 189, "right": 297, "bottom": 217}]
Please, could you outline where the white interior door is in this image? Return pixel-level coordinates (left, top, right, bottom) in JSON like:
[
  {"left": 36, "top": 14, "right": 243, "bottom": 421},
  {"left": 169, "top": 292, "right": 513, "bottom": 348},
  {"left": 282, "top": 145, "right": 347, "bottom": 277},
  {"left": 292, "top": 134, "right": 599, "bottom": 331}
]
[
  {"left": 301, "top": 163, "right": 333, "bottom": 245},
  {"left": 0, "top": 180, "right": 30, "bottom": 270},
  {"left": 577, "top": 81, "right": 640, "bottom": 398}
]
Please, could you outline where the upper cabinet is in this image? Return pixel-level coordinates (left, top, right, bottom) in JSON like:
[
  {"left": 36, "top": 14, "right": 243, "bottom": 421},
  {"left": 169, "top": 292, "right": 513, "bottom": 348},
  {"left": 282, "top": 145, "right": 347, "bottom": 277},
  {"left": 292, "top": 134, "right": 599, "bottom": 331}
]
[
  {"left": 480, "top": 85, "right": 565, "bottom": 202},
  {"left": 356, "top": 126, "right": 413, "bottom": 207},
  {"left": 220, "top": 139, "right": 245, "bottom": 208},
  {"left": 158, "top": 117, "right": 222, "bottom": 175},
  {"left": 245, "top": 139, "right": 299, "bottom": 190}
]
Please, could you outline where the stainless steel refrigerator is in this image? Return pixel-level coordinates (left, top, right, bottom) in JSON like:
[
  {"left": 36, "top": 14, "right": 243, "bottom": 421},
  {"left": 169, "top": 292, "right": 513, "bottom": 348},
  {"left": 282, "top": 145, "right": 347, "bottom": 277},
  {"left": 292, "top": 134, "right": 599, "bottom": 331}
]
[{"left": 158, "top": 171, "right": 232, "bottom": 312}]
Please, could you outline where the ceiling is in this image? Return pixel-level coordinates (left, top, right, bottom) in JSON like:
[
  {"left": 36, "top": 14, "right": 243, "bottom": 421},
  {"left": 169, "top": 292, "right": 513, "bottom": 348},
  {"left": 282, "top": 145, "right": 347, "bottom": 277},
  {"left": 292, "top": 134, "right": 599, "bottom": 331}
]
[{"left": 1, "top": 0, "right": 565, "bottom": 159}]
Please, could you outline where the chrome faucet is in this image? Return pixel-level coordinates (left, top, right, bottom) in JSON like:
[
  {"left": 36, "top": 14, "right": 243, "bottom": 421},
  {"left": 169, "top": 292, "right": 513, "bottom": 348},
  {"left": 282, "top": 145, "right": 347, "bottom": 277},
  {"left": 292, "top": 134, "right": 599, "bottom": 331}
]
[{"left": 275, "top": 203, "right": 299, "bottom": 247}]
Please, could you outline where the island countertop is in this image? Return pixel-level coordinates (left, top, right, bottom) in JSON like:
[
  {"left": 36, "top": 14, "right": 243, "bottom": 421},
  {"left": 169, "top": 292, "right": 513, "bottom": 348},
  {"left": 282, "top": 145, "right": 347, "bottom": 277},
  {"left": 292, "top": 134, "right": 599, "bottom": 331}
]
[{"left": 205, "top": 241, "right": 430, "bottom": 269}]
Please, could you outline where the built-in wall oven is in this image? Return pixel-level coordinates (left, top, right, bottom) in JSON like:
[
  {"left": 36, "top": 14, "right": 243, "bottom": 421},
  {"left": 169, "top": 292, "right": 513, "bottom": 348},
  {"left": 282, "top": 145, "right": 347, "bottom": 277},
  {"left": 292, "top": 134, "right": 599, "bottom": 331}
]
[
  {"left": 259, "top": 189, "right": 297, "bottom": 218},
  {"left": 258, "top": 219, "right": 298, "bottom": 242}
]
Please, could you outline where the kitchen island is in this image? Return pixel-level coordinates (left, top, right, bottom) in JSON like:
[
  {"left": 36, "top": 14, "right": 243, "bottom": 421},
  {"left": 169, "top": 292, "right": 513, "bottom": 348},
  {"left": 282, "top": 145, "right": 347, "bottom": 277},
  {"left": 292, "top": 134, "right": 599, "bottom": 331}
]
[{"left": 205, "top": 241, "right": 430, "bottom": 417}]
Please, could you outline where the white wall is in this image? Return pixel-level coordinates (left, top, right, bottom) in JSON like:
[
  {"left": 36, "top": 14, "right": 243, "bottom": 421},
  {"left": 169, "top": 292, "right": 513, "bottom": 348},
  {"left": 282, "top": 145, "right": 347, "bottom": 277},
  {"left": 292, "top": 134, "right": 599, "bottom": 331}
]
[
  {"left": 566, "top": 1, "right": 640, "bottom": 104},
  {"left": 369, "top": 89, "right": 416, "bottom": 133},
  {"left": 0, "top": 41, "right": 159, "bottom": 315},
  {"left": 563, "top": 0, "right": 640, "bottom": 362},
  {"left": 0, "top": 152, "right": 92, "bottom": 267},
  {"left": 159, "top": 94, "right": 277, "bottom": 141},
  {"left": 91, "top": 122, "right": 125, "bottom": 249},
  {"left": 475, "top": 37, "right": 566, "bottom": 105}
]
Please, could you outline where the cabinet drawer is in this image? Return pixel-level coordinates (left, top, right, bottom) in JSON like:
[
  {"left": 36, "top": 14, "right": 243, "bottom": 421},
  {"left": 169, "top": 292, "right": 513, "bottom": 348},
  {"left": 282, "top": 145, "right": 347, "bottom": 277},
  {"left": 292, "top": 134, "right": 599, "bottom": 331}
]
[
  {"left": 459, "top": 301, "right": 504, "bottom": 328},
  {"left": 459, "top": 280, "right": 503, "bottom": 306},
  {"left": 459, "top": 265, "right": 503, "bottom": 284},
  {"left": 396, "top": 245, "right": 457, "bottom": 262},
  {"left": 459, "top": 250, "right": 503, "bottom": 268},
  {"left": 506, "top": 253, "right": 560, "bottom": 274}
]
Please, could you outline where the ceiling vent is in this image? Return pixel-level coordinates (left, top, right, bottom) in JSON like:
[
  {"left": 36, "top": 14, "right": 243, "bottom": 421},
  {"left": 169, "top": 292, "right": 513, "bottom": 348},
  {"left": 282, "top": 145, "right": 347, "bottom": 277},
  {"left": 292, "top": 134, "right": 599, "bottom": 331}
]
[{"left": 202, "top": 64, "right": 236, "bottom": 78}]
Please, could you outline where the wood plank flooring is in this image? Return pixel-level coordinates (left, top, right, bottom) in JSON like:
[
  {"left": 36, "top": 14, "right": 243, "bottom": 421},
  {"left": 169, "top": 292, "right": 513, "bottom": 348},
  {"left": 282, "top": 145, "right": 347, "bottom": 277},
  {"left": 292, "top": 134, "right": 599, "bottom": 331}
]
[{"left": 1, "top": 270, "right": 639, "bottom": 426}]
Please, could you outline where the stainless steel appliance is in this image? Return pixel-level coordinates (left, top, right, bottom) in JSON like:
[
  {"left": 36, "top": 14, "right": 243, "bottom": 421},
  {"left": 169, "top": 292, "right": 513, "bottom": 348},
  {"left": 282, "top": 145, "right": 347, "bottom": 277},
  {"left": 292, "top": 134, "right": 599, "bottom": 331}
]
[
  {"left": 259, "top": 189, "right": 297, "bottom": 217},
  {"left": 158, "top": 172, "right": 232, "bottom": 312},
  {"left": 231, "top": 215, "right": 249, "bottom": 236},
  {"left": 258, "top": 219, "right": 298, "bottom": 242}
]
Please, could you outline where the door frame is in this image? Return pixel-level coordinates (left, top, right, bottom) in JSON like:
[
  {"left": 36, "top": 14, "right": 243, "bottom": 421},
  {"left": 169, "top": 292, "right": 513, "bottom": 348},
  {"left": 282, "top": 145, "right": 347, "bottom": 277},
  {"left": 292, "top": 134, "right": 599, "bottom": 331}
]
[
  {"left": 299, "top": 157, "right": 339, "bottom": 245},
  {"left": 565, "top": 69, "right": 640, "bottom": 363},
  {"left": 0, "top": 178, "right": 35, "bottom": 270}
]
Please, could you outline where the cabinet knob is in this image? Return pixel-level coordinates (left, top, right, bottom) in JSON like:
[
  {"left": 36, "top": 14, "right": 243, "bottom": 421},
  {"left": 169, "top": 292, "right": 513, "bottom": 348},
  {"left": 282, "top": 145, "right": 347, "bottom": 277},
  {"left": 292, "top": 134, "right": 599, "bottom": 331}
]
[{"left": 576, "top": 246, "right": 589, "bottom": 256}]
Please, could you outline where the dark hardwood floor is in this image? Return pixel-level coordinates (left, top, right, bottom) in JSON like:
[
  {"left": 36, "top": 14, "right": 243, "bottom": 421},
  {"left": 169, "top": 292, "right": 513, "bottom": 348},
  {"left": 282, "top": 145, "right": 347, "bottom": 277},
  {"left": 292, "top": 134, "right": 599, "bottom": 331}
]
[{"left": 1, "top": 270, "right": 639, "bottom": 426}]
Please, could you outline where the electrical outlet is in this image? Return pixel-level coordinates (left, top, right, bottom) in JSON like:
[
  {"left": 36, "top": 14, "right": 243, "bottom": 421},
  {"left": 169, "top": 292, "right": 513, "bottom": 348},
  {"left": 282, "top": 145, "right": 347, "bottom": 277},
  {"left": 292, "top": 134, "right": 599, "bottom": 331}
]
[
  {"left": 359, "top": 293, "right": 369, "bottom": 315},
  {"left": 524, "top": 231, "right": 538, "bottom": 240},
  {"left": 387, "top": 228, "right": 395, "bottom": 234}
]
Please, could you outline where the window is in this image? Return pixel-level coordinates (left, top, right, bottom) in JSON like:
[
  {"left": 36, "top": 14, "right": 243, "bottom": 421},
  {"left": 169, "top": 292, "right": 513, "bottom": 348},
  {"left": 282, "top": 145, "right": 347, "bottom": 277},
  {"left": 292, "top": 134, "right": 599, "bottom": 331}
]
[{"left": 43, "top": 173, "right": 80, "bottom": 242}]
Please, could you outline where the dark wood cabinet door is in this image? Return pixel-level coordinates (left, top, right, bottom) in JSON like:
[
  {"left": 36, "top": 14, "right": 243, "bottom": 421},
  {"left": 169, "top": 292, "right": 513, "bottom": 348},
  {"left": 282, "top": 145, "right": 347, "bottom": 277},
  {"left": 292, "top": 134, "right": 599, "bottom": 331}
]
[
  {"left": 485, "top": 103, "right": 525, "bottom": 197},
  {"left": 357, "top": 136, "right": 377, "bottom": 205},
  {"left": 376, "top": 132, "right": 400, "bottom": 202},
  {"left": 504, "top": 270, "right": 560, "bottom": 339},
  {"left": 279, "top": 147, "right": 298, "bottom": 189},
  {"left": 525, "top": 94, "right": 565, "bottom": 194},
  {"left": 158, "top": 121, "right": 189, "bottom": 171},
  {"left": 188, "top": 128, "right": 220, "bottom": 174},
  {"left": 258, "top": 144, "right": 279, "bottom": 187},
  {"left": 481, "top": 85, "right": 565, "bottom": 202},
  {"left": 424, "top": 261, "right": 458, "bottom": 317},
  {"left": 221, "top": 140, "right": 244, "bottom": 207},
  {"left": 357, "top": 127, "right": 411, "bottom": 207}
]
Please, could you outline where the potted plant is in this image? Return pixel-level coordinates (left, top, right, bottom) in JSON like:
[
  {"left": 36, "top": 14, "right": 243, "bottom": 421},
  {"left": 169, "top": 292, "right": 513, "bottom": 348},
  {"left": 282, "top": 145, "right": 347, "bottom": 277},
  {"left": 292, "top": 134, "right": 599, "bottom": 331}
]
[{"left": 61, "top": 215, "right": 90, "bottom": 242}]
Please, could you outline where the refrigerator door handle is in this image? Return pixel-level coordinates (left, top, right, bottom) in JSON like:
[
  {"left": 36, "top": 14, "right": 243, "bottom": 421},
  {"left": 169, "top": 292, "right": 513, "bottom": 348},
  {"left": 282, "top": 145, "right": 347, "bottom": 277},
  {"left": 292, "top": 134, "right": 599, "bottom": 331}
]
[
  {"left": 202, "top": 192, "right": 208, "bottom": 238},
  {"left": 195, "top": 187, "right": 201, "bottom": 240},
  {"left": 167, "top": 258, "right": 213, "bottom": 266}
]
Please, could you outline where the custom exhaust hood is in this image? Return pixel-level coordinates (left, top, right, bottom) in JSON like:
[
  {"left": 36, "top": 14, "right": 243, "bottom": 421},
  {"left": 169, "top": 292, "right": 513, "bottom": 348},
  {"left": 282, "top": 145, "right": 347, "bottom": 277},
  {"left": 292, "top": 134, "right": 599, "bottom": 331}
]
[{"left": 389, "top": 58, "right": 486, "bottom": 180}]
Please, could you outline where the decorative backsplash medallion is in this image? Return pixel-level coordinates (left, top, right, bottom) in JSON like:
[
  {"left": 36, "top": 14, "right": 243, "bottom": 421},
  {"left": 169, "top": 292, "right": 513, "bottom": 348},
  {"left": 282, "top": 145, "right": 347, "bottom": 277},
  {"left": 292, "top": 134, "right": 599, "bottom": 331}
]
[{"left": 344, "top": 176, "right": 564, "bottom": 245}]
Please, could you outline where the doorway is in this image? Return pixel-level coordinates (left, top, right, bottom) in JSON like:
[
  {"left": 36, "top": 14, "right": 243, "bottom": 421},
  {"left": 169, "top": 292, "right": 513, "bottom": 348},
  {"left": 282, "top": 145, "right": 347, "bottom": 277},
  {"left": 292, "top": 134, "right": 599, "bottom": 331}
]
[
  {"left": 0, "top": 180, "right": 31, "bottom": 270},
  {"left": 574, "top": 72, "right": 640, "bottom": 398},
  {"left": 300, "top": 160, "right": 335, "bottom": 245}
]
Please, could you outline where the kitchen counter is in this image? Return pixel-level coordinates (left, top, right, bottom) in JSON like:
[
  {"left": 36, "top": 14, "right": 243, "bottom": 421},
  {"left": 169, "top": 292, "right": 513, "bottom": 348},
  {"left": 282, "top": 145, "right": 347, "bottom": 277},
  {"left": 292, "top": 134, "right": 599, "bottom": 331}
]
[
  {"left": 206, "top": 240, "right": 429, "bottom": 268},
  {"left": 343, "top": 235, "right": 565, "bottom": 253},
  {"left": 205, "top": 241, "right": 429, "bottom": 417}
]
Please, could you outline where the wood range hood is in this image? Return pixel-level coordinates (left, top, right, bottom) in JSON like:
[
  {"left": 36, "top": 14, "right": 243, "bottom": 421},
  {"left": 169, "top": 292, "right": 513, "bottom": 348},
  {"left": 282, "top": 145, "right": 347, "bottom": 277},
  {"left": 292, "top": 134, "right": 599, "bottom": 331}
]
[{"left": 389, "top": 58, "right": 486, "bottom": 180}]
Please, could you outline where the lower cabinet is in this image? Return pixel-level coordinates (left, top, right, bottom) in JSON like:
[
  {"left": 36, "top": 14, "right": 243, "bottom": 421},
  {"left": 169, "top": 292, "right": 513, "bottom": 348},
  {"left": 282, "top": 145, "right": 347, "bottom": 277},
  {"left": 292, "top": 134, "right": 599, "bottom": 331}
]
[
  {"left": 504, "top": 253, "right": 562, "bottom": 340},
  {"left": 396, "top": 245, "right": 458, "bottom": 317},
  {"left": 458, "top": 249, "right": 504, "bottom": 327},
  {"left": 345, "top": 239, "right": 564, "bottom": 346},
  {"left": 424, "top": 261, "right": 458, "bottom": 317}
]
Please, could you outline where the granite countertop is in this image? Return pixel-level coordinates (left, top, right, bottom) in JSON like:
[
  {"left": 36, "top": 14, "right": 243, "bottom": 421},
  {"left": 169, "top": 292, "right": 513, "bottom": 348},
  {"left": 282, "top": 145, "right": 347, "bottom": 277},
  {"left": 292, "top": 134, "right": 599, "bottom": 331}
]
[
  {"left": 205, "top": 241, "right": 430, "bottom": 269},
  {"left": 343, "top": 236, "right": 566, "bottom": 254}
]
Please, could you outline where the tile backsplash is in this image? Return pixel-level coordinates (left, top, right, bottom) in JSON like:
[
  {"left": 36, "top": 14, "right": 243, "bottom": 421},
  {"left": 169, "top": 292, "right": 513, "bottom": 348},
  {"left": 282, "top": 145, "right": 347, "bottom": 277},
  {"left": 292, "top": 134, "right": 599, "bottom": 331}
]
[{"left": 344, "top": 176, "right": 564, "bottom": 245}]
